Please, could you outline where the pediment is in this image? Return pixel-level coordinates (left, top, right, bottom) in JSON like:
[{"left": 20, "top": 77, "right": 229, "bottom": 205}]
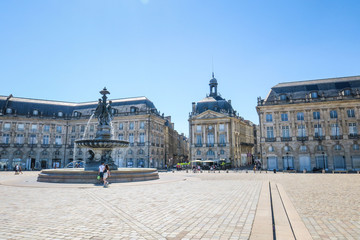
[{"left": 193, "top": 110, "right": 226, "bottom": 119}]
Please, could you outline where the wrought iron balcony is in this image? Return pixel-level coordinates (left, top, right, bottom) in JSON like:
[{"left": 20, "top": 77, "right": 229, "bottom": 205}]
[
  {"left": 281, "top": 137, "right": 292, "bottom": 142},
  {"left": 265, "top": 138, "right": 276, "bottom": 142},
  {"left": 349, "top": 134, "right": 359, "bottom": 139},
  {"left": 218, "top": 143, "right": 226, "bottom": 147},
  {"left": 195, "top": 144, "right": 202, "bottom": 147},
  {"left": 54, "top": 144, "right": 63, "bottom": 148},
  {"left": 41, "top": 144, "right": 50, "bottom": 148},
  {"left": 206, "top": 143, "right": 214, "bottom": 147},
  {"left": 314, "top": 136, "right": 325, "bottom": 141},
  {"left": 0, "top": 143, "right": 10, "bottom": 148},
  {"left": 297, "top": 136, "right": 308, "bottom": 141},
  {"left": 137, "top": 142, "right": 145, "bottom": 146},
  {"left": 331, "top": 135, "right": 343, "bottom": 140}
]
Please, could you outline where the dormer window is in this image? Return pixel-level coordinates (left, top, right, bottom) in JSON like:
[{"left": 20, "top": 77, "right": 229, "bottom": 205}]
[
  {"left": 58, "top": 111, "right": 64, "bottom": 117},
  {"left": 280, "top": 94, "right": 287, "bottom": 101},
  {"left": 130, "top": 107, "right": 137, "bottom": 113},
  {"left": 310, "top": 91, "right": 318, "bottom": 99},
  {"left": 111, "top": 108, "right": 117, "bottom": 114},
  {"left": 73, "top": 111, "right": 81, "bottom": 117},
  {"left": 343, "top": 89, "right": 351, "bottom": 96},
  {"left": 33, "top": 110, "right": 39, "bottom": 116},
  {"left": 6, "top": 108, "right": 12, "bottom": 114}
]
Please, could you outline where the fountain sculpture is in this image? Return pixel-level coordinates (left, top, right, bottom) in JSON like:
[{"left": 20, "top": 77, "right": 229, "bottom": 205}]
[{"left": 37, "top": 88, "right": 159, "bottom": 183}]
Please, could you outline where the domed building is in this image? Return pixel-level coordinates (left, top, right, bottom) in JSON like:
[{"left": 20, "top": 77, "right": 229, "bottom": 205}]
[{"left": 188, "top": 73, "right": 255, "bottom": 168}]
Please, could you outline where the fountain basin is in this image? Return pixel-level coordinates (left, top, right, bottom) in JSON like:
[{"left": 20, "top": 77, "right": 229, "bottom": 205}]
[
  {"left": 37, "top": 168, "right": 159, "bottom": 183},
  {"left": 75, "top": 139, "right": 129, "bottom": 150}
]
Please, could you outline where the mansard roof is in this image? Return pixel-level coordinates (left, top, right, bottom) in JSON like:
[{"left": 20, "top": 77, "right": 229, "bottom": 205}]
[
  {"left": 196, "top": 95, "right": 234, "bottom": 115},
  {"left": 0, "top": 95, "right": 157, "bottom": 117},
  {"left": 262, "top": 75, "right": 360, "bottom": 105}
]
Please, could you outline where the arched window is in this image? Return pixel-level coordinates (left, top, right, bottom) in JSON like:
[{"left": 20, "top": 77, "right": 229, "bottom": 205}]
[
  {"left": 6, "top": 108, "right": 12, "bottom": 114},
  {"left": 284, "top": 146, "right": 290, "bottom": 152},
  {"left": 268, "top": 146, "right": 274, "bottom": 152},
  {"left": 207, "top": 132, "right": 214, "bottom": 145},
  {"left": 207, "top": 150, "right": 215, "bottom": 156},
  {"left": 220, "top": 150, "right": 225, "bottom": 155},
  {"left": 334, "top": 145, "right": 342, "bottom": 151},
  {"left": 300, "top": 145, "right": 307, "bottom": 152},
  {"left": 33, "top": 109, "right": 39, "bottom": 116},
  {"left": 58, "top": 111, "right": 64, "bottom": 117},
  {"left": 353, "top": 144, "right": 359, "bottom": 150},
  {"left": 196, "top": 150, "right": 201, "bottom": 155},
  {"left": 317, "top": 145, "right": 324, "bottom": 151}
]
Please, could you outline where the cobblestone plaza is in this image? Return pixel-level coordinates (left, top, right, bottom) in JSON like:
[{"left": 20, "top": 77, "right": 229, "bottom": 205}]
[{"left": 0, "top": 171, "right": 359, "bottom": 239}]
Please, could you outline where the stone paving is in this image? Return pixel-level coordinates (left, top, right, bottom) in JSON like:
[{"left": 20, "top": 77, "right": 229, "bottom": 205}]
[{"left": 0, "top": 171, "right": 359, "bottom": 239}]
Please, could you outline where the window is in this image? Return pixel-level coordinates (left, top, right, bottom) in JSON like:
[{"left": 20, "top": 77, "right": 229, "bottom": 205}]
[
  {"left": 330, "top": 110, "right": 338, "bottom": 119},
  {"left": 43, "top": 125, "right": 50, "bottom": 132},
  {"left": 58, "top": 112, "right": 63, "bottom": 117},
  {"left": 90, "top": 125, "right": 94, "bottom": 132},
  {"left": 129, "top": 133, "right": 134, "bottom": 143},
  {"left": 3, "top": 123, "right": 11, "bottom": 131},
  {"left": 129, "top": 122, "right": 134, "bottom": 130},
  {"left": 311, "top": 92, "right": 318, "bottom": 98},
  {"left": 17, "top": 124, "right": 25, "bottom": 131},
  {"left": 343, "top": 89, "right": 351, "bottom": 96},
  {"left": 281, "top": 113, "right": 288, "bottom": 121},
  {"left": 219, "top": 124, "right": 225, "bottom": 131},
  {"left": 71, "top": 126, "right": 75, "bottom": 132},
  {"left": 73, "top": 111, "right": 80, "bottom": 117},
  {"left": 268, "top": 146, "right": 274, "bottom": 152},
  {"left": 6, "top": 108, "right": 12, "bottom": 114},
  {"left": 29, "top": 134, "right": 37, "bottom": 144},
  {"left": 196, "top": 135, "right": 202, "bottom": 145},
  {"left": 207, "top": 132, "right": 214, "bottom": 145},
  {"left": 56, "top": 126, "right": 62, "bottom": 133},
  {"left": 43, "top": 135, "right": 50, "bottom": 145},
  {"left": 196, "top": 126, "right": 201, "bottom": 132},
  {"left": 353, "top": 144, "right": 360, "bottom": 150},
  {"left": 219, "top": 134, "right": 226, "bottom": 144},
  {"left": 349, "top": 123, "right": 357, "bottom": 136},
  {"left": 70, "top": 136, "right": 76, "bottom": 146},
  {"left": 33, "top": 110, "right": 39, "bottom": 116},
  {"left": 140, "top": 122, "right": 145, "bottom": 129},
  {"left": 300, "top": 145, "right": 307, "bottom": 152},
  {"left": 266, "top": 114, "right": 273, "bottom": 122},
  {"left": 331, "top": 123, "right": 340, "bottom": 136},
  {"left": 139, "top": 149, "right": 144, "bottom": 155},
  {"left": 139, "top": 133, "right": 145, "bottom": 143},
  {"left": 313, "top": 111, "right": 320, "bottom": 120},
  {"left": 208, "top": 125, "right": 213, "bottom": 130},
  {"left": 16, "top": 134, "right": 24, "bottom": 144},
  {"left": 220, "top": 150, "right": 225, "bottom": 155},
  {"left": 128, "top": 149, "right": 133, "bottom": 154},
  {"left": 267, "top": 127, "right": 274, "bottom": 138},
  {"left": 282, "top": 126, "right": 290, "bottom": 138},
  {"left": 280, "top": 94, "right": 287, "bottom": 101},
  {"left": 55, "top": 136, "right": 62, "bottom": 145},
  {"left": 130, "top": 107, "right": 137, "bottom": 113},
  {"left": 347, "top": 109, "right": 355, "bottom": 118},
  {"left": 297, "top": 112, "right": 304, "bottom": 121},
  {"left": 118, "top": 134, "right": 124, "bottom": 141},
  {"left": 2, "top": 134, "right": 10, "bottom": 144},
  {"left": 80, "top": 125, "right": 85, "bottom": 132},
  {"left": 314, "top": 124, "right": 322, "bottom": 137},
  {"left": 284, "top": 146, "right": 290, "bottom": 152},
  {"left": 298, "top": 125, "right": 306, "bottom": 137},
  {"left": 31, "top": 124, "right": 37, "bottom": 132},
  {"left": 334, "top": 145, "right": 341, "bottom": 151},
  {"left": 207, "top": 150, "right": 215, "bottom": 156},
  {"left": 196, "top": 150, "right": 201, "bottom": 155},
  {"left": 317, "top": 145, "right": 324, "bottom": 151},
  {"left": 119, "top": 123, "right": 123, "bottom": 130}
]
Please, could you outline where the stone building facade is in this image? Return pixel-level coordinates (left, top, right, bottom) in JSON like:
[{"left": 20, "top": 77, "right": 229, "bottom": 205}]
[
  {"left": 256, "top": 76, "right": 360, "bottom": 171},
  {"left": 188, "top": 73, "right": 254, "bottom": 167},
  {"left": 0, "top": 94, "right": 188, "bottom": 170}
]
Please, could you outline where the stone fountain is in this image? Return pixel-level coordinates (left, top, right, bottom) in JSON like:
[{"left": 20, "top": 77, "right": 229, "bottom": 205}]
[{"left": 37, "top": 88, "right": 159, "bottom": 183}]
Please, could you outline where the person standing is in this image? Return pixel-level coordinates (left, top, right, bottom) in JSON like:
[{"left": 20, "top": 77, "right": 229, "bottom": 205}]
[
  {"left": 103, "top": 164, "right": 111, "bottom": 187},
  {"left": 98, "top": 162, "right": 105, "bottom": 183},
  {"left": 15, "top": 164, "right": 19, "bottom": 175}
]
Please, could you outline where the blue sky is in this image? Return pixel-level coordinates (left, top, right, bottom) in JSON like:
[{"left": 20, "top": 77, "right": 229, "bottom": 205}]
[{"left": 1, "top": 0, "right": 360, "bottom": 135}]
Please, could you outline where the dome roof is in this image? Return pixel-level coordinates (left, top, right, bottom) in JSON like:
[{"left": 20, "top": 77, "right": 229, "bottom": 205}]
[
  {"left": 195, "top": 96, "right": 233, "bottom": 114},
  {"left": 210, "top": 77, "right": 217, "bottom": 84}
]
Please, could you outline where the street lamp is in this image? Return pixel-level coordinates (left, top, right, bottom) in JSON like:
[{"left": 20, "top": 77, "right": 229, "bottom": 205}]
[{"left": 322, "top": 151, "right": 325, "bottom": 171}]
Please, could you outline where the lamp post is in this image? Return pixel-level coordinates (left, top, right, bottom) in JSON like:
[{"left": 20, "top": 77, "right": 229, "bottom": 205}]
[{"left": 322, "top": 151, "right": 325, "bottom": 172}]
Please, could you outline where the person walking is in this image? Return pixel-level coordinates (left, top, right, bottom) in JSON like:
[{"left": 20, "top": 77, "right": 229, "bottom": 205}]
[
  {"left": 98, "top": 162, "right": 105, "bottom": 183},
  {"left": 103, "top": 164, "right": 111, "bottom": 187},
  {"left": 14, "top": 164, "right": 19, "bottom": 174}
]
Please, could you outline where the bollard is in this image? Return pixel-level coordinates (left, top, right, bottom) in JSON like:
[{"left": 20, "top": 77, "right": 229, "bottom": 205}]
[
  {"left": 172, "top": 170, "right": 174, "bottom": 173},
  {"left": 273, "top": 169, "right": 277, "bottom": 174},
  {"left": 246, "top": 170, "right": 248, "bottom": 173},
  {"left": 226, "top": 170, "right": 229, "bottom": 173},
  {"left": 186, "top": 169, "right": 188, "bottom": 173}
]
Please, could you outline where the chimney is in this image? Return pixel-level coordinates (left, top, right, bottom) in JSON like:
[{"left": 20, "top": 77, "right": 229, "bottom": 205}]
[{"left": 192, "top": 102, "right": 196, "bottom": 112}]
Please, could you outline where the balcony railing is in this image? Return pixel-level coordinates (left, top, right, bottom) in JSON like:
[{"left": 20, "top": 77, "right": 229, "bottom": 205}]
[
  {"left": 41, "top": 144, "right": 50, "bottom": 148},
  {"left": 137, "top": 142, "right": 145, "bottom": 146},
  {"left": 331, "top": 135, "right": 343, "bottom": 140},
  {"left": 349, "top": 134, "right": 359, "bottom": 139},
  {"left": 218, "top": 143, "right": 226, "bottom": 147},
  {"left": 195, "top": 144, "right": 202, "bottom": 147},
  {"left": 206, "top": 143, "right": 214, "bottom": 147},
  {"left": 297, "top": 136, "right": 308, "bottom": 141},
  {"left": 314, "top": 136, "right": 325, "bottom": 141},
  {"left": 15, "top": 143, "right": 24, "bottom": 147},
  {"left": 265, "top": 138, "right": 276, "bottom": 142},
  {"left": 281, "top": 137, "right": 292, "bottom": 142},
  {"left": 54, "top": 144, "right": 63, "bottom": 148},
  {"left": 0, "top": 143, "right": 10, "bottom": 148}
]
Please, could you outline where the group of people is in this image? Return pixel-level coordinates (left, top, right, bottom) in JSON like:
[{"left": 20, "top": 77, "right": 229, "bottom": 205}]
[
  {"left": 14, "top": 164, "right": 23, "bottom": 175},
  {"left": 98, "top": 163, "right": 111, "bottom": 187}
]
